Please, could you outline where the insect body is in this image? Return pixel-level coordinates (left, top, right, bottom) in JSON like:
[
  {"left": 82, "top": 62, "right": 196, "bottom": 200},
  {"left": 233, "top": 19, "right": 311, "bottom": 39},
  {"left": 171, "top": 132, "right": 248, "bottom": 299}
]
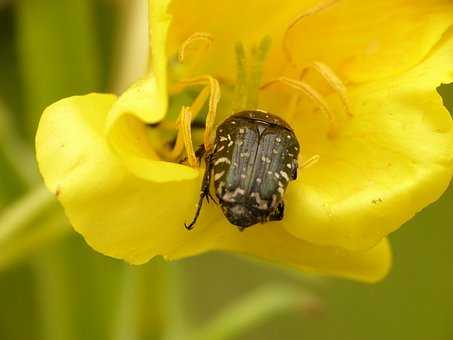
[{"left": 185, "top": 110, "right": 300, "bottom": 230}]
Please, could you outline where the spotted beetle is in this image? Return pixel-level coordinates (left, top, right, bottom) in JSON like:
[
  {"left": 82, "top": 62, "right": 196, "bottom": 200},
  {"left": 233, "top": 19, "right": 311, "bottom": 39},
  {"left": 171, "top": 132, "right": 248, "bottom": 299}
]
[{"left": 185, "top": 110, "right": 300, "bottom": 231}]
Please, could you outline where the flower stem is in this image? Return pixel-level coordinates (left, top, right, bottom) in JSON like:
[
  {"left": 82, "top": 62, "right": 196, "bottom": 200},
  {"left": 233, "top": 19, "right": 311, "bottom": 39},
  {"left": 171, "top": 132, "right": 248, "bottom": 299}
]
[
  {"left": 112, "top": 266, "right": 141, "bottom": 340},
  {"left": 33, "top": 245, "right": 76, "bottom": 340},
  {"left": 190, "top": 284, "right": 321, "bottom": 340},
  {"left": 0, "top": 186, "right": 57, "bottom": 245},
  {"left": 0, "top": 212, "right": 68, "bottom": 270},
  {"left": 0, "top": 100, "right": 39, "bottom": 187},
  {"left": 162, "top": 262, "right": 190, "bottom": 340}
]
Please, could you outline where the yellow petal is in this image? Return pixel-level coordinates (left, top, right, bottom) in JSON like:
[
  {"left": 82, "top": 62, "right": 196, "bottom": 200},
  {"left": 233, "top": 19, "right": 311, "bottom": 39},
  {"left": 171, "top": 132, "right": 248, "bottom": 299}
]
[
  {"left": 285, "top": 0, "right": 453, "bottom": 83},
  {"left": 105, "top": 78, "right": 198, "bottom": 182},
  {"left": 167, "top": 1, "right": 453, "bottom": 83},
  {"left": 281, "top": 34, "right": 453, "bottom": 251}
]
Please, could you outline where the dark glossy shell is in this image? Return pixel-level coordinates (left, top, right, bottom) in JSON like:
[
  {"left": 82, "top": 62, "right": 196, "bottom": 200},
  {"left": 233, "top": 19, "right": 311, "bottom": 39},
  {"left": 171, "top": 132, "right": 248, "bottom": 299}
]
[{"left": 211, "top": 110, "right": 300, "bottom": 228}]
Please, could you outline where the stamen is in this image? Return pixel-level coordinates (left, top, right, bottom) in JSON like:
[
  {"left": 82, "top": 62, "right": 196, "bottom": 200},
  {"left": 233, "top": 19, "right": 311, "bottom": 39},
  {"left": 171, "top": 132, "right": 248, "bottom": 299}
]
[
  {"left": 232, "top": 42, "right": 248, "bottom": 111},
  {"left": 233, "top": 37, "right": 272, "bottom": 111},
  {"left": 299, "top": 62, "right": 353, "bottom": 117},
  {"left": 175, "top": 75, "right": 221, "bottom": 151},
  {"left": 261, "top": 77, "right": 337, "bottom": 136},
  {"left": 178, "top": 32, "right": 214, "bottom": 63},
  {"left": 283, "top": 0, "right": 340, "bottom": 67},
  {"left": 167, "top": 124, "right": 185, "bottom": 160},
  {"left": 180, "top": 106, "right": 198, "bottom": 167},
  {"left": 247, "top": 36, "right": 272, "bottom": 109},
  {"left": 300, "top": 154, "right": 320, "bottom": 170}
]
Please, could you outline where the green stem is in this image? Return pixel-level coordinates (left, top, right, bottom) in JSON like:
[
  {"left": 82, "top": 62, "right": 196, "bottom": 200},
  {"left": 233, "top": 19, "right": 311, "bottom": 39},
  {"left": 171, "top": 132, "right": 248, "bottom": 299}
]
[
  {"left": 112, "top": 266, "right": 141, "bottom": 340},
  {"left": 0, "top": 212, "right": 68, "bottom": 270},
  {"left": 191, "top": 284, "right": 321, "bottom": 340},
  {"left": 0, "top": 100, "right": 38, "bottom": 187},
  {"left": 0, "top": 186, "right": 57, "bottom": 245},
  {"left": 162, "top": 262, "right": 190, "bottom": 340},
  {"left": 33, "top": 245, "right": 76, "bottom": 340}
]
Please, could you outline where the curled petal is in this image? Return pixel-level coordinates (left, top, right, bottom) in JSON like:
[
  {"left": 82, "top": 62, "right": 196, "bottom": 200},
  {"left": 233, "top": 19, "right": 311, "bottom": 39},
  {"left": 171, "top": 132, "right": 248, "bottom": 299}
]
[{"left": 105, "top": 0, "right": 183, "bottom": 181}]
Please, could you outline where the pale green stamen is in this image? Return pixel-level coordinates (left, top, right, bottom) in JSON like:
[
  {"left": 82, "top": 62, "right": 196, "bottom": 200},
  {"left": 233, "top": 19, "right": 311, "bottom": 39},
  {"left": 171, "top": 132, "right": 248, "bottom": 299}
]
[{"left": 233, "top": 36, "right": 272, "bottom": 111}]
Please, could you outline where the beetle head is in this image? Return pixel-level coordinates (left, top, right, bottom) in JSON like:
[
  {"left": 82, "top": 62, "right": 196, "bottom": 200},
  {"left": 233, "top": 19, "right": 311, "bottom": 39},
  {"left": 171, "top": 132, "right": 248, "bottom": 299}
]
[
  {"left": 221, "top": 202, "right": 284, "bottom": 230},
  {"left": 222, "top": 204, "right": 259, "bottom": 229}
]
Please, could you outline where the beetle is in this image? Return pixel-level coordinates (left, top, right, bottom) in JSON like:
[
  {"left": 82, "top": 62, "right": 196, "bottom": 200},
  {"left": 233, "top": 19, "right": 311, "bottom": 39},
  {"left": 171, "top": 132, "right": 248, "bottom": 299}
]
[{"left": 185, "top": 110, "right": 300, "bottom": 231}]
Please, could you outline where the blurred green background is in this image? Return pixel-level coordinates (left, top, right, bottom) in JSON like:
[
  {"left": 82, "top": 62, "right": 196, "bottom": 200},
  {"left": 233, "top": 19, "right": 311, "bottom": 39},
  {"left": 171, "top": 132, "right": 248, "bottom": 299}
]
[{"left": 1, "top": 1, "right": 453, "bottom": 340}]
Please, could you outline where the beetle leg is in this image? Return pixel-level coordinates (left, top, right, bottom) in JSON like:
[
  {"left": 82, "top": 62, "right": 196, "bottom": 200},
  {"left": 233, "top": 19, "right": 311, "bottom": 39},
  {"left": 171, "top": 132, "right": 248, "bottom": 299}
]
[
  {"left": 269, "top": 202, "right": 285, "bottom": 221},
  {"left": 172, "top": 76, "right": 221, "bottom": 152},
  {"left": 185, "top": 153, "right": 214, "bottom": 230},
  {"left": 290, "top": 158, "right": 299, "bottom": 180},
  {"left": 261, "top": 77, "right": 338, "bottom": 136},
  {"left": 194, "top": 144, "right": 206, "bottom": 161}
]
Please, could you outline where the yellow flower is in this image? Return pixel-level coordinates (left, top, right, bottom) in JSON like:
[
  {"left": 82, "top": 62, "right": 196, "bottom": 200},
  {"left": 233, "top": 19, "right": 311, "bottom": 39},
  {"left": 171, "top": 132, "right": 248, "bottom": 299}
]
[{"left": 36, "top": 0, "right": 453, "bottom": 282}]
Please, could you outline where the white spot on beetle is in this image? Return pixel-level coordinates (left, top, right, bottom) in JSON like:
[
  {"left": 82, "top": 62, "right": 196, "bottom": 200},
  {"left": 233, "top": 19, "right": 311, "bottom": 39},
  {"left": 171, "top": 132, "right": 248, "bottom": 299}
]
[
  {"left": 261, "top": 156, "right": 266, "bottom": 162},
  {"left": 214, "top": 157, "right": 231, "bottom": 166},
  {"left": 266, "top": 158, "right": 271, "bottom": 164},
  {"left": 286, "top": 163, "right": 292, "bottom": 169},
  {"left": 251, "top": 192, "right": 268, "bottom": 210},
  {"left": 217, "top": 145, "right": 225, "bottom": 152},
  {"left": 219, "top": 136, "right": 228, "bottom": 142},
  {"left": 239, "top": 128, "right": 245, "bottom": 134},
  {"left": 228, "top": 141, "right": 234, "bottom": 147},
  {"left": 222, "top": 187, "right": 245, "bottom": 202},
  {"left": 271, "top": 194, "right": 278, "bottom": 209},
  {"left": 276, "top": 137, "right": 282, "bottom": 143},
  {"left": 278, "top": 187, "right": 285, "bottom": 196},
  {"left": 280, "top": 171, "right": 289, "bottom": 181},
  {"left": 214, "top": 171, "right": 225, "bottom": 182},
  {"left": 217, "top": 182, "right": 225, "bottom": 195},
  {"left": 287, "top": 135, "right": 291, "bottom": 139},
  {"left": 274, "top": 172, "right": 280, "bottom": 179}
]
